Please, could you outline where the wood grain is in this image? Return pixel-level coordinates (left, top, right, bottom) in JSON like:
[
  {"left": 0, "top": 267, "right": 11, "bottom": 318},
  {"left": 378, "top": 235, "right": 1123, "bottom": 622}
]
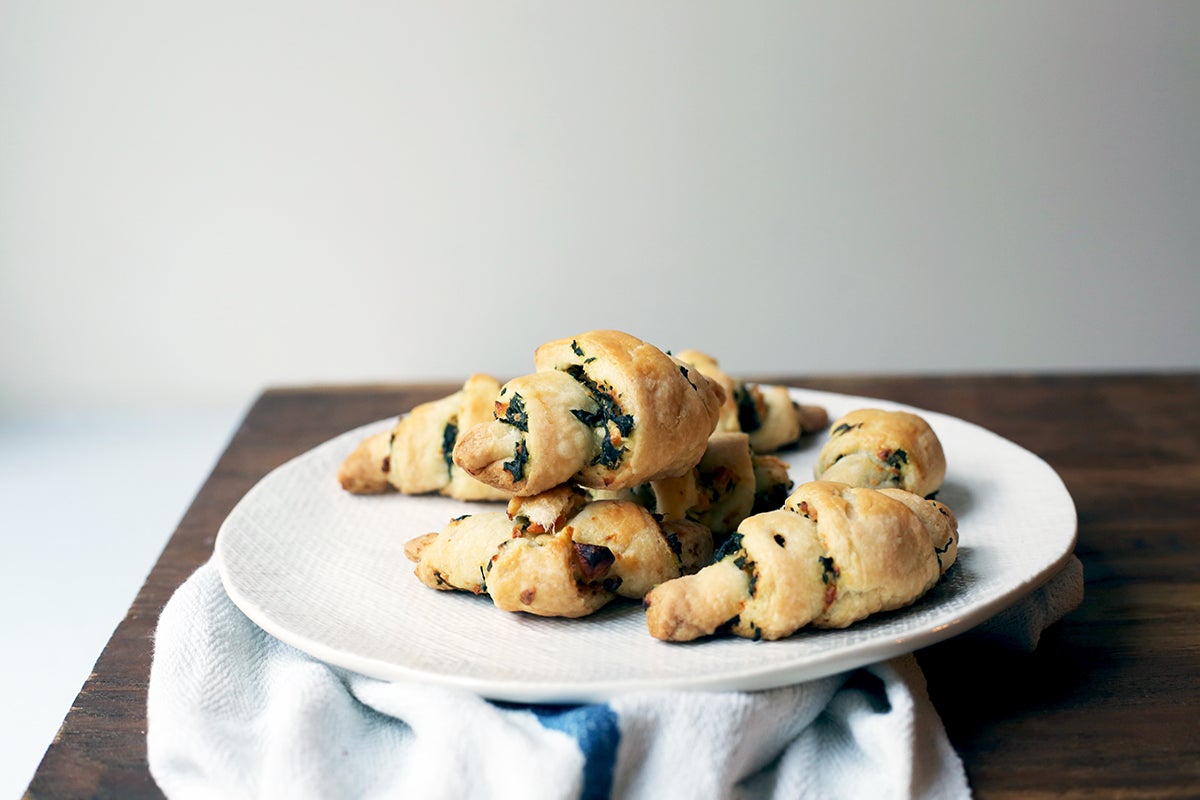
[{"left": 24, "top": 374, "right": 1200, "bottom": 798}]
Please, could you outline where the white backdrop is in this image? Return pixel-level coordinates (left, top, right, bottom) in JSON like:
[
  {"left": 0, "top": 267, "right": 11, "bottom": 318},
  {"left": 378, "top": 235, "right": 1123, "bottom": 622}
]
[
  {"left": 1, "top": 1, "right": 1198, "bottom": 794},
  {"left": 3, "top": 1, "right": 1198, "bottom": 417}
]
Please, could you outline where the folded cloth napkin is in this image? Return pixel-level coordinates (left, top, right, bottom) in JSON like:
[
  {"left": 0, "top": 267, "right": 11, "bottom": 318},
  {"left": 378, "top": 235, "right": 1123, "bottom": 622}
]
[
  {"left": 148, "top": 556, "right": 1083, "bottom": 800},
  {"left": 969, "top": 555, "right": 1085, "bottom": 652}
]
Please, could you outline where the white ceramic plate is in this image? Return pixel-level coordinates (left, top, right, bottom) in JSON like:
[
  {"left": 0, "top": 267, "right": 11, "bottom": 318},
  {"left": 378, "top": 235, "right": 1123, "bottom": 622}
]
[{"left": 215, "top": 388, "right": 1076, "bottom": 702}]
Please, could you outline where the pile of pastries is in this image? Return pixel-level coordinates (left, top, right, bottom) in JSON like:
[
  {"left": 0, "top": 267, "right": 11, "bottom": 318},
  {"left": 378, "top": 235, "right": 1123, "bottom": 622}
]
[{"left": 338, "top": 330, "right": 958, "bottom": 642}]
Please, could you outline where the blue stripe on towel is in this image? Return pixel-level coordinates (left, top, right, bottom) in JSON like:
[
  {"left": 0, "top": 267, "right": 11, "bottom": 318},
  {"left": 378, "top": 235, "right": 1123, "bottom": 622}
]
[{"left": 527, "top": 704, "right": 620, "bottom": 800}]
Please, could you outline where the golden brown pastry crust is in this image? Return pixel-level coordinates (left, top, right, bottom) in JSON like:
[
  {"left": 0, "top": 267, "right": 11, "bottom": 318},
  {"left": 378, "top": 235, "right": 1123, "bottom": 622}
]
[
  {"left": 405, "top": 493, "right": 714, "bottom": 617},
  {"left": 643, "top": 481, "right": 956, "bottom": 641},
  {"left": 653, "top": 432, "right": 757, "bottom": 533},
  {"left": 675, "top": 350, "right": 828, "bottom": 452},
  {"left": 591, "top": 432, "right": 792, "bottom": 534},
  {"left": 505, "top": 485, "right": 591, "bottom": 534},
  {"left": 408, "top": 511, "right": 614, "bottom": 617},
  {"left": 453, "top": 331, "right": 725, "bottom": 496},
  {"left": 486, "top": 529, "right": 616, "bottom": 618},
  {"left": 673, "top": 350, "right": 740, "bottom": 434},
  {"left": 568, "top": 501, "right": 713, "bottom": 598},
  {"left": 813, "top": 408, "right": 946, "bottom": 498},
  {"left": 337, "top": 374, "right": 511, "bottom": 502},
  {"left": 337, "top": 430, "right": 393, "bottom": 494},
  {"left": 878, "top": 488, "right": 959, "bottom": 575},
  {"left": 410, "top": 513, "right": 515, "bottom": 595},
  {"left": 450, "top": 371, "right": 598, "bottom": 497},
  {"left": 782, "top": 482, "right": 941, "bottom": 629}
]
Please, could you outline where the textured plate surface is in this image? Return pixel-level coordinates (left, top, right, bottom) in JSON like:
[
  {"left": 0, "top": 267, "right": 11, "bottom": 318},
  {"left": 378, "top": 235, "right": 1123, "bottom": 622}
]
[{"left": 215, "top": 388, "right": 1076, "bottom": 702}]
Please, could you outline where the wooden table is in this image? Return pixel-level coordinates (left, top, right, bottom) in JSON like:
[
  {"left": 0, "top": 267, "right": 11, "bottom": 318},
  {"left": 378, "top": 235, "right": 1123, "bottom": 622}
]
[{"left": 24, "top": 374, "right": 1200, "bottom": 798}]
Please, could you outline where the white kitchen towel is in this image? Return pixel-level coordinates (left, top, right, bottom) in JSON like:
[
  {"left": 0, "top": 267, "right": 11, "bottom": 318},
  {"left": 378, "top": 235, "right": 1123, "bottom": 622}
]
[{"left": 148, "top": 556, "right": 1082, "bottom": 800}]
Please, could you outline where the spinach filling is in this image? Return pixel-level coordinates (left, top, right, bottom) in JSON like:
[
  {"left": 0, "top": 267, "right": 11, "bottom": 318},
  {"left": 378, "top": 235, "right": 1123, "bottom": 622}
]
[
  {"left": 711, "top": 529, "right": 764, "bottom": 635},
  {"left": 819, "top": 555, "right": 838, "bottom": 585},
  {"left": 831, "top": 422, "right": 862, "bottom": 436},
  {"left": 503, "top": 440, "right": 529, "bottom": 483},
  {"left": 734, "top": 385, "right": 762, "bottom": 433},
  {"left": 497, "top": 392, "right": 529, "bottom": 432},
  {"left": 882, "top": 448, "right": 908, "bottom": 470},
  {"left": 441, "top": 421, "right": 458, "bottom": 474},
  {"left": 565, "top": 364, "right": 633, "bottom": 469},
  {"left": 594, "top": 429, "right": 625, "bottom": 468},
  {"left": 714, "top": 532, "right": 744, "bottom": 562}
]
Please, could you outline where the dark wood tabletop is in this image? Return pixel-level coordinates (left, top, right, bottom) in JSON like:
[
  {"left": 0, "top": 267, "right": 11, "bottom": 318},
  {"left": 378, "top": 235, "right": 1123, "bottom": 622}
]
[{"left": 24, "top": 373, "right": 1200, "bottom": 799}]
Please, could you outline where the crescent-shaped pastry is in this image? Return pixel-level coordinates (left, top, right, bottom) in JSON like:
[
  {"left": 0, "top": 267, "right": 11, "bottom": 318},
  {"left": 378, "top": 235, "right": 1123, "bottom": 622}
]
[
  {"left": 813, "top": 408, "right": 946, "bottom": 498},
  {"left": 338, "top": 374, "right": 511, "bottom": 502},
  {"left": 405, "top": 513, "right": 614, "bottom": 618},
  {"left": 675, "top": 350, "right": 828, "bottom": 452},
  {"left": 405, "top": 492, "right": 714, "bottom": 618},
  {"left": 642, "top": 481, "right": 958, "bottom": 641},
  {"left": 453, "top": 331, "right": 725, "bottom": 496}
]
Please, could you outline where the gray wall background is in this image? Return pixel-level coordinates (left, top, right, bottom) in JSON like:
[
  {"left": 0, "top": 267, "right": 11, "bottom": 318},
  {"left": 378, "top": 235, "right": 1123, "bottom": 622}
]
[{"left": 3, "top": 1, "right": 1198, "bottom": 412}]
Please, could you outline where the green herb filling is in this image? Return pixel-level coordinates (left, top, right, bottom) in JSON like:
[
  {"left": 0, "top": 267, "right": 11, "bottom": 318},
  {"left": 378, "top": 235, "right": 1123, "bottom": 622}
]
[
  {"left": 498, "top": 392, "right": 529, "bottom": 432},
  {"left": 565, "top": 364, "right": 634, "bottom": 469},
  {"left": 503, "top": 440, "right": 529, "bottom": 483},
  {"left": 441, "top": 421, "right": 458, "bottom": 474},
  {"left": 819, "top": 555, "right": 838, "bottom": 585},
  {"left": 882, "top": 448, "right": 908, "bottom": 470},
  {"left": 734, "top": 385, "right": 762, "bottom": 433}
]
